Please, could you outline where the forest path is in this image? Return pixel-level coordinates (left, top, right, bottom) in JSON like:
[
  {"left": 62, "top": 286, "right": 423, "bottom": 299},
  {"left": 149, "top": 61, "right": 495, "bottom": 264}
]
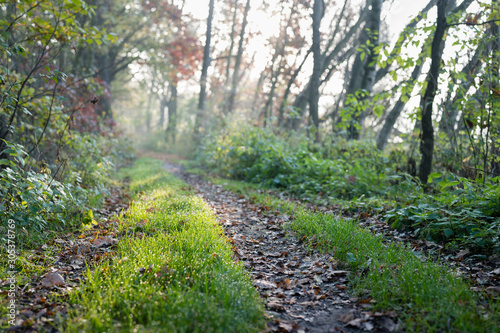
[
  {"left": 165, "top": 162, "right": 364, "bottom": 333},
  {"left": 140, "top": 151, "right": 395, "bottom": 333}
]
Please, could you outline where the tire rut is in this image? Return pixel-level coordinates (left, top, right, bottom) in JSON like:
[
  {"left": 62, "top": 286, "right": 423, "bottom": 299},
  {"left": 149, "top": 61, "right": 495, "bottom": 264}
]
[{"left": 165, "top": 162, "right": 394, "bottom": 333}]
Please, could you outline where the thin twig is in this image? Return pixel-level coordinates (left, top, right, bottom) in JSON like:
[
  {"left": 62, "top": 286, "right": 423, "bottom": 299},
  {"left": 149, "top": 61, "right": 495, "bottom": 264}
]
[{"left": 447, "top": 19, "right": 500, "bottom": 28}]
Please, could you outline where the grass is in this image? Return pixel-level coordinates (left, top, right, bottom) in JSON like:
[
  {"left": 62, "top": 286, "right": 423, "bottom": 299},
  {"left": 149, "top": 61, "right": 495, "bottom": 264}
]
[
  {"left": 65, "top": 158, "right": 264, "bottom": 332},
  {"left": 208, "top": 177, "right": 500, "bottom": 333}
]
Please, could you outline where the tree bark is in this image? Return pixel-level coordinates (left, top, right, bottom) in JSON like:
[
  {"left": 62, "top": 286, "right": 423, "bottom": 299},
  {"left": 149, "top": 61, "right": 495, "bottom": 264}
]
[
  {"left": 225, "top": 0, "right": 251, "bottom": 115},
  {"left": 418, "top": 0, "right": 449, "bottom": 185},
  {"left": 309, "top": 0, "right": 323, "bottom": 141},
  {"left": 221, "top": 0, "right": 239, "bottom": 113},
  {"left": 194, "top": 0, "right": 215, "bottom": 140},
  {"left": 347, "top": 0, "right": 382, "bottom": 140}
]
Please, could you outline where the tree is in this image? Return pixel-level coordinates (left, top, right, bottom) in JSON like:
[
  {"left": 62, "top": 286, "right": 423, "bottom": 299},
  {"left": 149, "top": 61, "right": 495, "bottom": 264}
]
[
  {"left": 309, "top": 0, "right": 324, "bottom": 140},
  {"left": 225, "top": 0, "right": 251, "bottom": 115},
  {"left": 194, "top": 0, "right": 215, "bottom": 140},
  {"left": 286, "top": 1, "right": 369, "bottom": 130},
  {"left": 343, "top": 0, "right": 382, "bottom": 140},
  {"left": 418, "top": 0, "right": 449, "bottom": 185}
]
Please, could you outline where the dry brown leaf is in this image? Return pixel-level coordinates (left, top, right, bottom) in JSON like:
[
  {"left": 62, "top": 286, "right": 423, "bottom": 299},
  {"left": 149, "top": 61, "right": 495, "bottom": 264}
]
[
  {"left": 346, "top": 318, "right": 363, "bottom": 328},
  {"left": 337, "top": 312, "right": 354, "bottom": 323},
  {"left": 41, "top": 271, "right": 65, "bottom": 288},
  {"left": 92, "top": 236, "right": 117, "bottom": 248},
  {"left": 254, "top": 279, "right": 277, "bottom": 289},
  {"left": 267, "top": 300, "right": 285, "bottom": 312},
  {"left": 278, "top": 321, "right": 295, "bottom": 332}
]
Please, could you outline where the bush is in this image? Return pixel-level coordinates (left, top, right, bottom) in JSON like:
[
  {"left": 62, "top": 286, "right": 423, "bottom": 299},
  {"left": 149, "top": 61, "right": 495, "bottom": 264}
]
[
  {"left": 197, "top": 125, "right": 396, "bottom": 199},
  {"left": 0, "top": 134, "right": 134, "bottom": 247}
]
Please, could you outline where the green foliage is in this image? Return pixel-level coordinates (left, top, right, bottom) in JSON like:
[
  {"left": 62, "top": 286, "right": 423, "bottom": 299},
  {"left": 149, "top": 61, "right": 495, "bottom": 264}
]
[
  {"left": 0, "top": 135, "right": 134, "bottom": 248},
  {"left": 198, "top": 125, "right": 397, "bottom": 200},
  {"left": 385, "top": 173, "right": 500, "bottom": 253}
]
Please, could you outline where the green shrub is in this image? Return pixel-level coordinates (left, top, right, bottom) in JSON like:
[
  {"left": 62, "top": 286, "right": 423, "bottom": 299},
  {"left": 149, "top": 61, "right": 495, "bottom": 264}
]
[
  {"left": 0, "top": 134, "right": 134, "bottom": 247},
  {"left": 197, "top": 126, "right": 396, "bottom": 199}
]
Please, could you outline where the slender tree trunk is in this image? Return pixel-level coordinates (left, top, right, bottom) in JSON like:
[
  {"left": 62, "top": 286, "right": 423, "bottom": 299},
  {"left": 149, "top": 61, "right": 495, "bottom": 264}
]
[
  {"left": 194, "top": 0, "right": 214, "bottom": 140},
  {"left": 221, "top": 0, "right": 239, "bottom": 112},
  {"left": 489, "top": 20, "right": 500, "bottom": 176},
  {"left": 166, "top": 84, "right": 178, "bottom": 143},
  {"left": 347, "top": 0, "right": 382, "bottom": 140},
  {"left": 309, "top": 0, "right": 323, "bottom": 141},
  {"left": 418, "top": 0, "right": 449, "bottom": 185},
  {"left": 225, "top": 0, "right": 251, "bottom": 115}
]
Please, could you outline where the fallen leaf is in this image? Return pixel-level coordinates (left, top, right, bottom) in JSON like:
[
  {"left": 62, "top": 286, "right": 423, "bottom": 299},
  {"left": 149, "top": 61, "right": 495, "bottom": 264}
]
[
  {"left": 346, "top": 318, "right": 363, "bottom": 328},
  {"left": 92, "top": 236, "right": 116, "bottom": 248},
  {"left": 337, "top": 312, "right": 354, "bottom": 323},
  {"left": 382, "top": 317, "right": 397, "bottom": 332},
  {"left": 278, "top": 321, "right": 295, "bottom": 332},
  {"left": 486, "top": 286, "right": 500, "bottom": 296},
  {"left": 267, "top": 300, "right": 285, "bottom": 311},
  {"left": 456, "top": 249, "right": 470, "bottom": 259},
  {"left": 254, "top": 279, "right": 277, "bottom": 290},
  {"left": 41, "top": 271, "right": 65, "bottom": 288},
  {"left": 361, "top": 321, "right": 374, "bottom": 331}
]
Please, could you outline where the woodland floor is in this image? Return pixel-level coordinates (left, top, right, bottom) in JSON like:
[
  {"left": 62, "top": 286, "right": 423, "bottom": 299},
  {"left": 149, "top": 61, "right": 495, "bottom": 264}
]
[{"left": 4, "top": 153, "right": 500, "bottom": 332}]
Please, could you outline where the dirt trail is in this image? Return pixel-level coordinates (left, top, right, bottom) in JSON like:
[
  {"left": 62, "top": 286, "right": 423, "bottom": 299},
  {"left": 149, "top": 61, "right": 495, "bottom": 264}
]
[{"left": 164, "top": 162, "right": 397, "bottom": 333}]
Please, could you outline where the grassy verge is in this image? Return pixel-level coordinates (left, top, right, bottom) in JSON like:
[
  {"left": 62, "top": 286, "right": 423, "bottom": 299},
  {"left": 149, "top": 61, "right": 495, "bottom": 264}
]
[
  {"left": 66, "top": 158, "right": 264, "bottom": 332},
  {"left": 207, "top": 177, "right": 500, "bottom": 332}
]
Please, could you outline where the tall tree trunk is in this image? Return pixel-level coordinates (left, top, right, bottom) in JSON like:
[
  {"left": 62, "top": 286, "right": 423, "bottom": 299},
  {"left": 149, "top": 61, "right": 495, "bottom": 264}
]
[
  {"left": 221, "top": 0, "right": 239, "bottom": 112},
  {"left": 166, "top": 84, "right": 178, "bottom": 143},
  {"left": 418, "top": 0, "right": 449, "bottom": 185},
  {"left": 309, "top": 0, "right": 323, "bottom": 141},
  {"left": 194, "top": 0, "right": 215, "bottom": 140},
  {"left": 225, "top": 0, "right": 251, "bottom": 115},
  {"left": 489, "top": 20, "right": 500, "bottom": 176},
  {"left": 346, "top": 0, "right": 382, "bottom": 140}
]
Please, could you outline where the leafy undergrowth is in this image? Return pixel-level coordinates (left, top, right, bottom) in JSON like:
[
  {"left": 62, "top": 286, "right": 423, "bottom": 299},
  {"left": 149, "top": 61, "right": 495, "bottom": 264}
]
[
  {"left": 210, "top": 178, "right": 500, "bottom": 332},
  {"left": 66, "top": 158, "right": 264, "bottom": 332},
  {"left": 195, "top": 126, "right": 500, "bottom": 255}
]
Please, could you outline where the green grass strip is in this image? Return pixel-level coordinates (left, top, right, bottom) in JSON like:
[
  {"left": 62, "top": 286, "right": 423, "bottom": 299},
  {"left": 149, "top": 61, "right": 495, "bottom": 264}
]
[
  {"left": 66, "top": 158, "right": 264, "bottom": 332},
  {"left": 213, "top": 178, "right": 500, "bottom": 333}
]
